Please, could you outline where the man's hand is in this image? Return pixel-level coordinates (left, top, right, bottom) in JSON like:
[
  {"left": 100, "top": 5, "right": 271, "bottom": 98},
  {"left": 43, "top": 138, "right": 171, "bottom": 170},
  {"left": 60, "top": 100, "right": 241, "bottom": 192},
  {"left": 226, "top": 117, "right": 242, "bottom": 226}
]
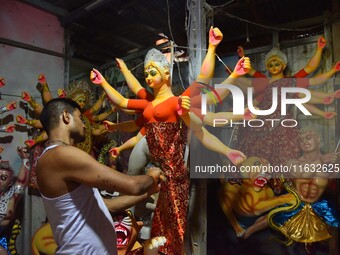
[
  {"left": 209, "top": 26, "right": 223, "bottom": 47},
  {"left": 146, "top": 176, "right": 161, "bottom": 196},
  {"left": 147, "top": 167, "right": 166, "bottom": 183},
  {"left": 317, "top": 36, "right": 326, "bottom": 49}
]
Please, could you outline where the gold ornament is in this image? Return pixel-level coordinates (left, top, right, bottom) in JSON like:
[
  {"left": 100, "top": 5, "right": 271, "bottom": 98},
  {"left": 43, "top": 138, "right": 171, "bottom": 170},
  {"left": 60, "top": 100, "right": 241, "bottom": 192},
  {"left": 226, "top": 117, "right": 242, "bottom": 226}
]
[{"left": 66, "top": 80, "right": 95, "bottom": 109}]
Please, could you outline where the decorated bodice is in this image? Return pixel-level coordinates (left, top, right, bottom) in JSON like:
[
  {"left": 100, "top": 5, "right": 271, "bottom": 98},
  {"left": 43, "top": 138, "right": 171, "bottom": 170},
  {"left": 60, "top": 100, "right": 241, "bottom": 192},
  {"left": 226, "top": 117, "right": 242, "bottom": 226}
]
[{"left": 128, "top": 96, "right": 181, "bottom": 123}]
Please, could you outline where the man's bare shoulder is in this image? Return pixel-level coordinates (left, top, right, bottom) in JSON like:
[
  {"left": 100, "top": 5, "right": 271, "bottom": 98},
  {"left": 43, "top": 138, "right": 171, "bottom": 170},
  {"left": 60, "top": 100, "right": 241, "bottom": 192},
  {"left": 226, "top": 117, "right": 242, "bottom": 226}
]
[
  {"left": 38, "top": 145, "right": 78, "bottom": 166},
  {"left": 36, "top": 145, "right": 90, "bottom": 180},
  {"left": 36, "top": 145, "right": 89, "bottom": 197}
]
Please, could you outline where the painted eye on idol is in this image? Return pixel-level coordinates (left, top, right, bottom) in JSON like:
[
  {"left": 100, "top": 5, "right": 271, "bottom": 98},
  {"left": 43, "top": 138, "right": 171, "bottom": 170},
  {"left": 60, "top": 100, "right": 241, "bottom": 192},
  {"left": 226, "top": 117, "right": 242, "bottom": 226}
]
[
  {"left": 144, "top": 69, "right": 158, "bottom": 78},
  {"left": 267, "top": 61, "right": 281, "bottom": 68}
]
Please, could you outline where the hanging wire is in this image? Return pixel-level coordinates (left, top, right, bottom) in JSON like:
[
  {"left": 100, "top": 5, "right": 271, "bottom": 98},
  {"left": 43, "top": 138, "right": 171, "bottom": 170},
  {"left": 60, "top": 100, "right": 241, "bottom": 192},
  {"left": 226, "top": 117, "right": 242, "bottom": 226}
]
[
  {"left": 209, "top": 0, "right": 235, "bottom": 9},
  {"left": 335, "top": 137, "right": 340, "bottom": 153},
  {"left": 122, "top": 43, "right": 232, "bottom": 79},
  {"left": 205, "top": 0, "right": 334, "bottom": 32},
  {"left": 0, "top": 93, "right": 22, "bottom": 98},
  {"left": 129, "top": 61, "right": 144, "bottom": 71},
  {"left": 166, "top": 0, "right": 185, "bottom": 90},
  {"left": 175, "top": 45, "right": 207, "bottom": 51},
  {"left": 165, "top": 0, "right": 176, "bottom": 44},
  {"left": 218, "top": 9, "right": 326, "bottom": 32},
  {"left": 0, "top": 90, "right": 58, "bottom": 99},
  {"left": 175, "top": 53, "right": 186, "bottom": 90}
]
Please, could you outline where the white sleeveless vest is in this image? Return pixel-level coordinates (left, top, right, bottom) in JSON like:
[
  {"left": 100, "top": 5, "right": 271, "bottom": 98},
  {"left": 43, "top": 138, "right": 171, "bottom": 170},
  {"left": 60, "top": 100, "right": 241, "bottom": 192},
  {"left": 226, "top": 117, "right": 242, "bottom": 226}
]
[{"left": 40, "top": 145, "right": 117, "bottom": 255}]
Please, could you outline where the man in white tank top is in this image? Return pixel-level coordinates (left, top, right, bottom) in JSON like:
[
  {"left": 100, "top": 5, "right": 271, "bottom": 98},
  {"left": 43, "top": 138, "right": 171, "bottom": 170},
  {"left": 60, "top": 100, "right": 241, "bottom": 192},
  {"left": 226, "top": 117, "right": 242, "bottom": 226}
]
[{"left": 36, "top": 98, "right": 163, "bottom": 255}]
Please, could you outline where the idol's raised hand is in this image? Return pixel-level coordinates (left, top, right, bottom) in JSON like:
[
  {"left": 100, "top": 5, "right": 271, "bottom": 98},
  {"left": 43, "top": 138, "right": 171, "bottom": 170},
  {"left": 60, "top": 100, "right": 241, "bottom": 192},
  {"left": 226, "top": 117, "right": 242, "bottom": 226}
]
[
  {"left": 209, "top": 26, "right": 223, "bottom": 47},
  {"left": 109, "top": 147, "right": 120, "bottom": 161},
  {"left": 233, "top": 57, "right": 251, "bottom": 76},
  {"left": 0, "top": 77, "right": 5, "bottom": 87},
  {"left": 317, "top": 36, "right": 326, "bottom": 49},
  {"left": 226, "top": 149, "right": 247, "bottom": 166},
  {"left": 177, "top": 96, "right": 190, "bottom": 116},
  {"left": 90, "top": 68, "right": 106, "bottom": 85},
  {"left": 334, "top": 61, "right": 340, "bottom": 72},
  {"left": 116, "top": 58, "right": 128, "bottom": 71},
  {"left": 6, "top": 101, "right": 16, "bottom": 111}
]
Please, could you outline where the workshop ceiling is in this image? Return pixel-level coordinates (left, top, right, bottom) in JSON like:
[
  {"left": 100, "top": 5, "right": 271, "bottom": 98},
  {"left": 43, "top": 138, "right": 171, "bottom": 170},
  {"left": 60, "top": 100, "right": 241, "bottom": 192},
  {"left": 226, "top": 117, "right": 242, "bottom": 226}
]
[{"left": 19, "top": 0, "right": 339, "bottom": 67}]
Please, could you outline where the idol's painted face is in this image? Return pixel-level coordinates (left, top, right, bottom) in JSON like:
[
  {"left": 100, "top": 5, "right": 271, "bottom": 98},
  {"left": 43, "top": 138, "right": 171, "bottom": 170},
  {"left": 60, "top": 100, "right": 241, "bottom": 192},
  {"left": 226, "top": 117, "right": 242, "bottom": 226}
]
[
  {"left": 74, "top": 94, "right": 86, "bottom": 109},
  {"left": 144, "top": 64, "right": 164, "bottom": 88},
  {"left": 266, "top": 58, "right": 285, "bottom": 75},
  {"left": 113, "top": 211, "right": 132, "bottom": 250},
  {"left": 298, "top": 132, "right": 319, "bottom": 152},
  {"left": 0, "top": 170, "right": 12, "bottom": 192}
]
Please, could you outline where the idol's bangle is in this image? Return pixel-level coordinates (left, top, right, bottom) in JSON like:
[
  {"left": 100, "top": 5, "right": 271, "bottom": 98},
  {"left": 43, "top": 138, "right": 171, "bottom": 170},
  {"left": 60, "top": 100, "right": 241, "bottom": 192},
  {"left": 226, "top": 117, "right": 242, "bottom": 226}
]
[
  {"left": 22, "top": 159, "right": 30, "bottom": 168},
  {"left": 26, "top": 119, "right": 37, "bottom": 126},
  {"left": 0, "top": 106, "right": 7, "bottom": 114}
]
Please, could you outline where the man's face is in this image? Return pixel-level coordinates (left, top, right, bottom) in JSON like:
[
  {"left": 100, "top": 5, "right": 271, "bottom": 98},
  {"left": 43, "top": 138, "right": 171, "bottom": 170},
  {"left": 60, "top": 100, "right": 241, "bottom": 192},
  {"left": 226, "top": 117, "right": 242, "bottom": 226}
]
[
  {"left": 70, "top": 109, "right": 86, "bottom": 143},
  {"left": 298, "top": 131, "right": 319, "bottom": 152}
]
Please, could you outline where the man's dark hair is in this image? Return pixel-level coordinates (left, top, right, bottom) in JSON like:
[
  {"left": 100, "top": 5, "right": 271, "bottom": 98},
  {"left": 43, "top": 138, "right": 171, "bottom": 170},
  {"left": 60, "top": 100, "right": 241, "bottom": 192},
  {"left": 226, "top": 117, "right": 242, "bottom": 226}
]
[{"left": 40, "top": 98, "right": 81, "bottom": 134}]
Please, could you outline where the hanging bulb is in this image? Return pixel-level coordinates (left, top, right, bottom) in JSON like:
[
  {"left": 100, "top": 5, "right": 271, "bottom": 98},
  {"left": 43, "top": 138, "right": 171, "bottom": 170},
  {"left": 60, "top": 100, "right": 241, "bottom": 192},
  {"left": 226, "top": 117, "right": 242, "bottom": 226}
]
[{"left": 246, "top": 23, "right": 250, "bottom": 43}]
